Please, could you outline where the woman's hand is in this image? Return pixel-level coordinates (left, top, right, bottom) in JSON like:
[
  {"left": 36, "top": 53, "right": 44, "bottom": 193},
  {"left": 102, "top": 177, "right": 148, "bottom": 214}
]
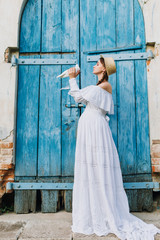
[{"left": 68, "top": 67, "right": 80, "bottom": 79}]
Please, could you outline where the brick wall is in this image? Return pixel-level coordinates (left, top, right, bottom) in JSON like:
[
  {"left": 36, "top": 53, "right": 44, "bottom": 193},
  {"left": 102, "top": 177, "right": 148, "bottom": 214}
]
[
  {"left": 0, "top": 139, "right": 14, "bottom": 200},
  {"left": 151, "top": 140, "right": 160, "bottom": 183}
]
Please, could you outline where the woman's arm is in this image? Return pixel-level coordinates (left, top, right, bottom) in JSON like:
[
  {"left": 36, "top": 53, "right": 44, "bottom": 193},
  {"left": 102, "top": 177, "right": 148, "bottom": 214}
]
[
  {"left": 68, "top": 78, "right": 88, "bottom": 104},
  {"left": 68, "top": 67, "right": 88, "bottom": 105}
]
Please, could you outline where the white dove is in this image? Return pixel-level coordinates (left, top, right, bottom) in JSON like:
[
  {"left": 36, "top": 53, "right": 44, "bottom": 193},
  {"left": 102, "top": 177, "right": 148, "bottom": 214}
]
[{"left": 56, "top": 64, "right": 80, "bottom": 78}]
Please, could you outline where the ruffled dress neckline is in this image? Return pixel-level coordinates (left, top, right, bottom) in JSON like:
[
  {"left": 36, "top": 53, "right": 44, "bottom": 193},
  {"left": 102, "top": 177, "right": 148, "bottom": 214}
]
[{"left": 96, "top": 85, "right": 112, "bottom": 96}]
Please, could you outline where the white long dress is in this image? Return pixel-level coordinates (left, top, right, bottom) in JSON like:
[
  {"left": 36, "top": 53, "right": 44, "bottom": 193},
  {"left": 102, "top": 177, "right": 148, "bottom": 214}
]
[{"left": 68, "top": 77, "right": 160, "bottom": 240}]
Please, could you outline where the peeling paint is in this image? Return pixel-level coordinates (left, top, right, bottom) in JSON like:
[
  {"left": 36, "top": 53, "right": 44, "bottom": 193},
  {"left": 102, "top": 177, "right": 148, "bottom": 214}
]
[
  {"left": 135, "top": 35, "right": 141, "bottom": 44},
  {"left": 147, "top": 60, "right": 151, "bottom": 66}
]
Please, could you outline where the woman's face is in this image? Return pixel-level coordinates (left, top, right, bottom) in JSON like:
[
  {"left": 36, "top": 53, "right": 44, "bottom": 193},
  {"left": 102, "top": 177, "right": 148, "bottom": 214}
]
[{"left": 93, "top": 60, "right": 105, "bottom": 75}]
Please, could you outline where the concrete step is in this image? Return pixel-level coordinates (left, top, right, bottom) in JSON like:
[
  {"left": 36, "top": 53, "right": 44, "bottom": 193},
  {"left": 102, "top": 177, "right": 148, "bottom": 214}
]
[{"left": 0, "top": 210, "right": 160, "bottom": 240}]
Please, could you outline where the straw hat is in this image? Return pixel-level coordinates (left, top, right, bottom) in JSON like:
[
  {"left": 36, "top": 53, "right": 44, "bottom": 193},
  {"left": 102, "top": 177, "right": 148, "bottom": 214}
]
[{"left": 100, "top": 55, "right": 116, "bottom": 76}]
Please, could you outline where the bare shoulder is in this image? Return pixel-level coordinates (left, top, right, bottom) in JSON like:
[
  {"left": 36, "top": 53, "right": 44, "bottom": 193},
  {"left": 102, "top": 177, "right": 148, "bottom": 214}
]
[{"left": 99, "top": 82, "right": 112, "bottom": 94}]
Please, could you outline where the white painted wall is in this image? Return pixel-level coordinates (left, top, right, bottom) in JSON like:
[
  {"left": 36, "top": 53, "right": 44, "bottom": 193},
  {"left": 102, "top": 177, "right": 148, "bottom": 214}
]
[
  {"left": 0, "top": 0, "right": 24, "bottom": 139},
  {"left": 141, "top": 0, "right": 160, "bottom": 143},
  {"left": 0, "top": 0, "right": 160, "bottom": 148}
]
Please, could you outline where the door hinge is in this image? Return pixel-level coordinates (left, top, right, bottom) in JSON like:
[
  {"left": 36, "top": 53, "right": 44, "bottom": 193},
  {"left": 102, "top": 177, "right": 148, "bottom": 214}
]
[
  {"left": 6, "top": 181, "right": 160, "bottom": 190},
  {"left": 87, "top": 50, "right": 154, "bottom": 62},
  {"left": 11, "top": 55, "right": 77, "bottom": 66}
]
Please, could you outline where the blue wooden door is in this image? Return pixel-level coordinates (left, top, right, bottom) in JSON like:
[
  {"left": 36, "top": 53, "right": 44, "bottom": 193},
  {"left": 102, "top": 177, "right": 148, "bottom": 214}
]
[
  {"left": 80, "top": 0, "right": 152, "bottom": 211},
  {"left": 15, "top": 0, "right": 79, "bottom": 179},
  {"left": 80, "top": 0, "right": 151, "bottom": 175},
  {"left": 15, "top": 0, "right": 152, "bottom": 212}
]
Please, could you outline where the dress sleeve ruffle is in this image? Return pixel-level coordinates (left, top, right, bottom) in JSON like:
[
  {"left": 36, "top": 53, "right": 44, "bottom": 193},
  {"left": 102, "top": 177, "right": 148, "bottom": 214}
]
[
  {"left": 68, "top": 78, "right": 114, "bottom": 115},
  {"left": 68, "top": 78, "right": 90, "bottom": 105}
]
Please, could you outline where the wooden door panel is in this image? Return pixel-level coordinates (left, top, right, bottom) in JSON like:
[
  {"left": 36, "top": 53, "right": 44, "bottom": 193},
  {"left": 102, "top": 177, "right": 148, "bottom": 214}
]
[
  {"left": 96, "top": 0, "right": 116, "bottom": 49},
  {"left": 134, "top": 0, "right": 151, "bottom": 174},
  {"left": 116, "top": 0, "right": 135, "bottom": 174},
  {"left": 135, "top": 59, "right": 151, "bottom": 174},
  {"left": 61, "top": 0, "right": 80, "bottom": 176},
  {"left": 15, "top": 55, "right": 40, "bottom": 176},
  {"left": 20, "top": 0, "right": 41, "bottom": 53},
  {"left": 80, "top": 0, "right": 97, "bottom": 109},
  {"left": 38, "top": 55, "right": 61, "bottom": 176},
  {"left": 42, "top": 0, "right": 62, "bottom": 52},
  {"left": 116, "top": 0, "right": 134, "bottom": 47},
  {"left": 117, "top": 59, "right": 136, "bottom": 174}
]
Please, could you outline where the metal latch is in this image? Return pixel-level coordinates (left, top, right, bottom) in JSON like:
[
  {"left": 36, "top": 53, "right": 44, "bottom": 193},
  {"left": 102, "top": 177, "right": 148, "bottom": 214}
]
[{"left": 65, "top": 103, "right": 85, "bottom": 108}]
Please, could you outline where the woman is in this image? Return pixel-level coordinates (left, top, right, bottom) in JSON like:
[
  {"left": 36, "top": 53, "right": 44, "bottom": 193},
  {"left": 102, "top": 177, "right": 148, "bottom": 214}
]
[{"left": 67, "top": 56, "right": 160, "bottom": 240}]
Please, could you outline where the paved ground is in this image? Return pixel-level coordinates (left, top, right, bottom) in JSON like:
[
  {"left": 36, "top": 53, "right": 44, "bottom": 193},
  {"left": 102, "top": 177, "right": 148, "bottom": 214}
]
[{"left": 0, "top": 209, "right": 160, "bottom": 240}]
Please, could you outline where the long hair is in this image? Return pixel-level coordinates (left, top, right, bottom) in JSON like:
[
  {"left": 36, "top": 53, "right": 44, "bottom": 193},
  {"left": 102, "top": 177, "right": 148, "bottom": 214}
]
[{"left": 96, "top": 57, "right": 108, "bottom": 85}]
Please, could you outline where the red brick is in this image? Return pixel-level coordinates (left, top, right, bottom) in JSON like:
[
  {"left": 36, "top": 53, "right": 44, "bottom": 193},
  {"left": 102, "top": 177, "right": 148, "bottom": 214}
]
[
  {"left": 0, "top": 156, "right": 13, "bottom": 165},
  {"left": 152, "top": 165, "right": 160, "bottom": 173},
  {"left": 0, "top": 170, "right": 5, "bottom": 176},
  {"left": 3, "top": 175, "right": 14, "bottom": 181},
  {"left": 152, "top": 140, "right": 160, "bottom": 144},
  {"left": 151, "top": 158, "right": 160, "bottom": 165},
  {"left": 1, "top": 148, "right": 13, "bottom": 155},
  {"left": 0, "top": 163, "right": 14, "bottom": 170},
  {"left": 0, "top": 142, "right": 13, "bottom": 149},
  {"left": 151, "top": 144, "right": 160, "bottom": 158},
  {"left": 0, "top": 164, "right": 15, "bottom": 198},
  {"left": 0, "top": 143, "right": 8, "bottom": 148},
  {"left": 8, "top": 142, "right": 13, "bottom": 148}
]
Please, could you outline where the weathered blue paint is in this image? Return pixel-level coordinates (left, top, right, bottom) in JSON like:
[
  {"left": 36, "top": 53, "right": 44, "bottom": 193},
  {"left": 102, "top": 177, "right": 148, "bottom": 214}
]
[
  {"left": 17, "top": 0, "right": 80, "bottom": 178},
  {"left": 134, "top": 0, "right": 151, "bottom": 174},
  {"left": 15, "top": 54, "right": 40, "bottom": 176},
  {"left": 116, "top": 0, "right": 136, "bottom": 175},
  {"left": 17, "top": 0, "right": 151, "bottom": 177},
  {"left": 42, "top": 0, "right": 62, "bottom": 52},
  {"left": 15, "top": 0, "right": 153, "bottom": 212},
  {"left": 19, "top": 0, "right": 41, "bottom": 52},
  {"left": 61, "top": 0, "right": 80, "bottom": 176},
  {"left": 84, "top": 45, "right": 143, "bottom": 54},
  {"left": 38, "top": 54, "right": 61, "bottom": 176}
]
